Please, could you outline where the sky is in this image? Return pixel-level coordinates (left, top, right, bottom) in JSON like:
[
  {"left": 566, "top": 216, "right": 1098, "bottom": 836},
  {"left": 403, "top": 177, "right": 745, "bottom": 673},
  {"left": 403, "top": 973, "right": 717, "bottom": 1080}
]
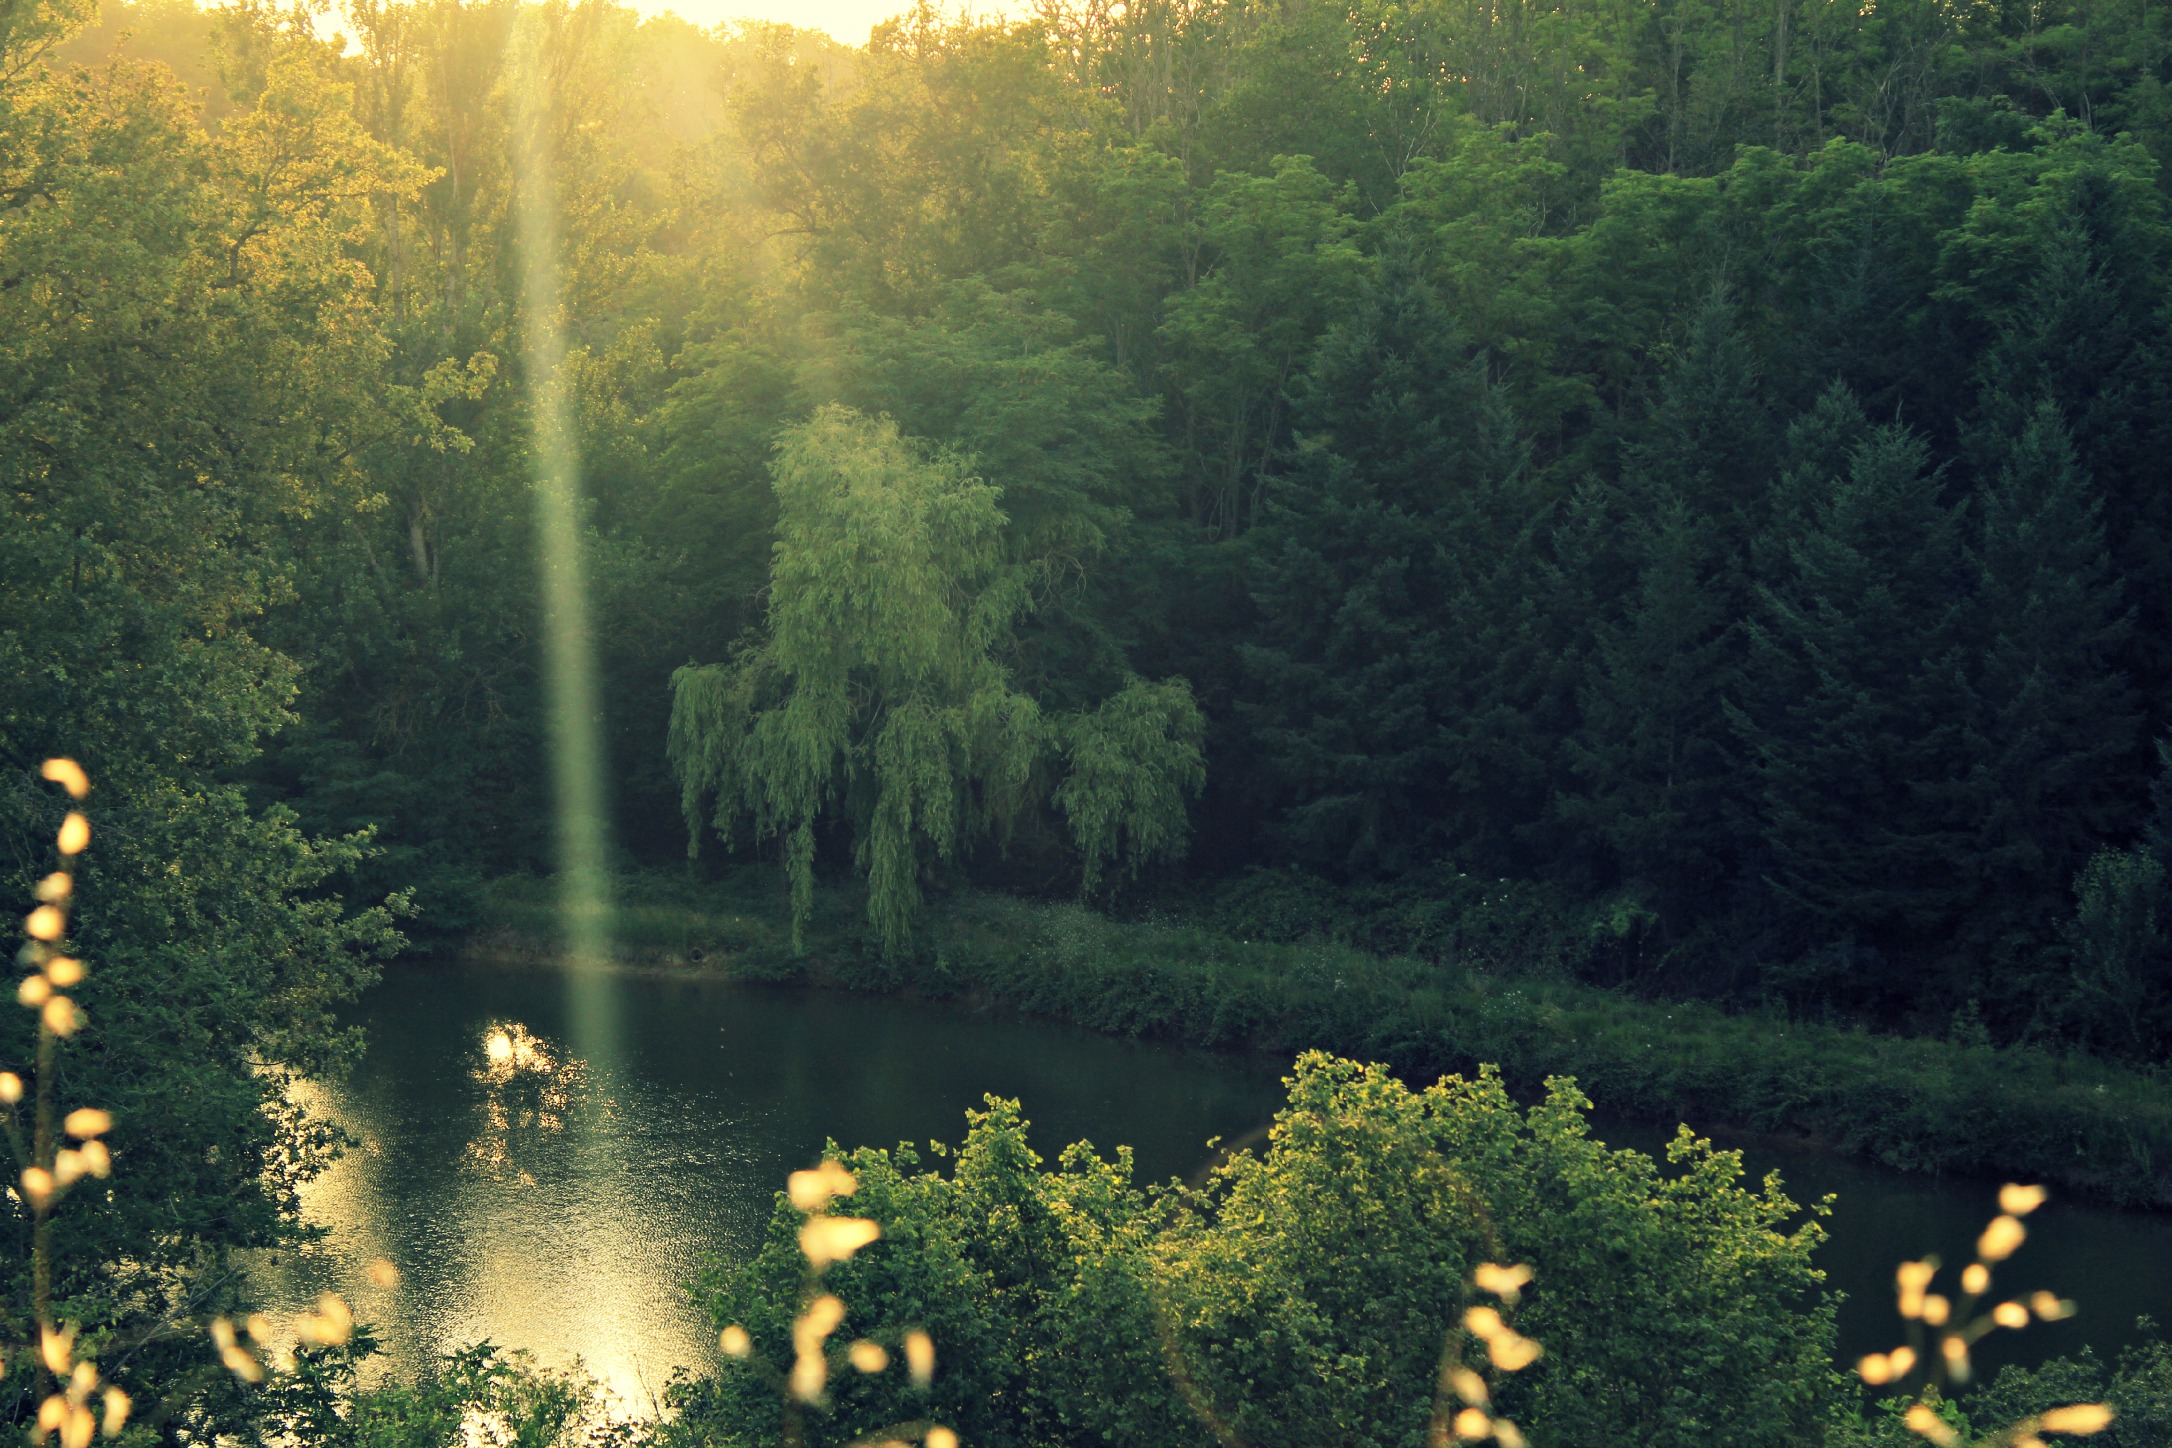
[{"left": 622, "top": 0, "right": 1028, "bottom": 43}]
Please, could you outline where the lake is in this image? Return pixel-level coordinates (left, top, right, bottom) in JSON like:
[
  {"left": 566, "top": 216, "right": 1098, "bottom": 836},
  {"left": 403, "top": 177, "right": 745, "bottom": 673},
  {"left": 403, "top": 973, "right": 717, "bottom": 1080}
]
[{"left": 262, "top": 954, "right": 2172, "bottom": 1409}]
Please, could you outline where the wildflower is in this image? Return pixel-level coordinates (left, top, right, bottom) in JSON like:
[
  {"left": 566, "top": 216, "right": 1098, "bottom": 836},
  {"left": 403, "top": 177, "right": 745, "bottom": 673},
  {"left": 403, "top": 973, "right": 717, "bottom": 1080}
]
[
  {"left": 1453, "top": 1407, "right": 1491, "bottom": 1439},
  {"left": 57, "top": 814, "right": 89, "bottom": 857},
  {"left": 1977, "top": 1215, "right": 2026, "bottom": 1263},
  {"left": 35, "top": 874, "right": 71, "bottom": 904},
  {"left": 1449, "top": 1367, "right": 1488, "bottom": 1405},
  {"left": 42, "top": 1326, "right": 74, "bottom": 1374},
  {"left": 220, "top": 1346, "right": 264, "bottom": 1383},
  {"left": 1462, "top": 1306, "right": 1505, "bottom": 1340},
  {"left": 1488, "top": 1333, "right": 1541, "bottom": 1371},
  {"left": 1941, "top": 1335, "right": 1971, "bottom": 1383},
  {"left": 926, "top": 1430, "right": 958, "bottom": 1448},
  {"left": 46, "top": 958, "right": 83, "bottom": 987},
  {"left": 2038, "top": 1405, "right": 2114, "bottom": 1434},
  {"left": 1922, "top": 1295, "right": 1951, "bottom": 1327},
  {"left": 20, "top": 975, "right": 52, "bottom": 1007},
  {"left": 1961, "top": 1264, "right": 1989, "bottom": 1296},
  {"left": 43, "top": 996, "right": 78, "bottom": 1036},
  {"left": 1999, "top": 1184, "right": 2048, "bottom": 1217},
  {"left": 1473, "top": 1262, "right": 1533, "bottom": 1302},
  {"left": 21, "top": 1166, "right": 55, "bottom": 1208},
  {"left": 1905, "top": 1403, "right": 1959, "bottom": 1445},
  {"left": 297, "top": 1292, "right": 354, "bottom": 1346},
  {"left": 1897, "top": 1260, "right": 1936, "bottom": 1318},
  {"left": 64, "top": 1108, "right": 110, "bottom": 1138},
  {"left": 26, "top": 906, "right": 64, "bottom": 941},
  {"left": 1993, "top": 1301, "right": 2030, "bottom": 1329},
  {"left": 848, "top": 1340, "right": 888, "bottom": 1372},
  {"left": 77, "top": 1141, "right": 108, "bottom": 1178},
  {"left": 799, "top": 1215, "right": 881, "bottom": 1267},
  {"left": 1493, "top": 1421, "right": 1527, "bottom": 1448},
  {"left": 719, "top": 1325, "right": 751, "bottom": 1357},
  {"left": 40, "top": 759, "right": 89, "bottom": 799},
  {"left": 101, "top": 1388, "right": 129, "bottom": 1437},
  {"left": 905, "top": 1328, "right": 935, "bottom": 1387},
  {"left": 2031, "top": 1292, "right": 2077, "bottom": 1320},
  {"left": 788, "top": 1160, "right": 859, "bottom": 1212},
  {"left": 0, "top": 1072, "right": 21, "bottom": 1103}
]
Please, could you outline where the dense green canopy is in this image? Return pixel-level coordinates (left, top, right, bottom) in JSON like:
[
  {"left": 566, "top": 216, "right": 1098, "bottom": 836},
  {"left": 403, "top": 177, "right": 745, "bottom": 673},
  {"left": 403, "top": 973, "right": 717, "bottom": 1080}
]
[{"left": 14, "top": 0, "right": 2172, "bottom": 1432}]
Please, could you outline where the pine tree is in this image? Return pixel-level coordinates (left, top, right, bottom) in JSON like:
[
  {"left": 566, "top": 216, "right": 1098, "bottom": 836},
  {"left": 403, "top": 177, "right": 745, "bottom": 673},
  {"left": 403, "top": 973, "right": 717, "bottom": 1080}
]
[
  {"left": 1736, "top": 421, "right": 1977, "bottom": 993},
  {"left": 1560, "top": 291, "right": 1772, "bottom": 926},
  {"left": 1960, "top": 402, "right": 2139, "bottom": 972},
  {"left": 1241, "top": 240, "right": 1556, "bottom": 876}
]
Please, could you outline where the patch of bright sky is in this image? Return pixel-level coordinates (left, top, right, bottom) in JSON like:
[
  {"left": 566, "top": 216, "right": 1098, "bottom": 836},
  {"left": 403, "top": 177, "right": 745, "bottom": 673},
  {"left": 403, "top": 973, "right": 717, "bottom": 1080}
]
[{"left": 622, "top": 0, "right": 1029, "bottom": 44}]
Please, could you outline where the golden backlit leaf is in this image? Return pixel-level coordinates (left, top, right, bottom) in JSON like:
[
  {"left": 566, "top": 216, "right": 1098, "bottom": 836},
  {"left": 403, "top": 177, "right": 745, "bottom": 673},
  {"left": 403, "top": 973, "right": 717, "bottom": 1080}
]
[
  {"left": 799, "top": 1214, "right": 881, "bottom": 1267},
  {"left": 65, "top": 1109, "right": 111, "bottom": 1139},
  {"left": 2000, "top": 1184, "right": 2048, "bottom": 1217},
  {"left": 1905, "top": 1404, "right": 1960, "bottom": 1446},
  {"left": 1977, "top": 1215, "right": 2026, "bottom": 1263},
  {"left": 2039, "top": 1405, "right": 2115, "bottom": 1434},
  {"left": 40, "top": 760, "right": 89, "bottom": 800},
  {"left": 905, "top": 1328, "right": 935, "bottom": 1387}
]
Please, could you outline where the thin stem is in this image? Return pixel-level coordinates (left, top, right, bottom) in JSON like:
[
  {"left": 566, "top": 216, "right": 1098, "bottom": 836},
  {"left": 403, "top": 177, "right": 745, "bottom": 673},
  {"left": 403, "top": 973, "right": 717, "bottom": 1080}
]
[{"left": 33, "top": 1022, "right": 54, "bottom": 1384}]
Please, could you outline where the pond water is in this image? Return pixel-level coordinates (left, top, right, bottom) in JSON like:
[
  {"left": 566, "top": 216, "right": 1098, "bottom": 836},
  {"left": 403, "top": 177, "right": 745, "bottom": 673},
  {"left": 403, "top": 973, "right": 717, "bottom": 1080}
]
[{"left": 262, "top": 954, "right": 2172, "bottom": 1409}]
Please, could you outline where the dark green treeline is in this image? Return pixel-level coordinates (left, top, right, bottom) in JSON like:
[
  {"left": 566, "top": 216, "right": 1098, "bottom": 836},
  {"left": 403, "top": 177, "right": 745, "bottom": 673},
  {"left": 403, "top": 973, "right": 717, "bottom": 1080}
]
[{"left": 20, "top": 0, "right": 2172, "bottom": 1062}]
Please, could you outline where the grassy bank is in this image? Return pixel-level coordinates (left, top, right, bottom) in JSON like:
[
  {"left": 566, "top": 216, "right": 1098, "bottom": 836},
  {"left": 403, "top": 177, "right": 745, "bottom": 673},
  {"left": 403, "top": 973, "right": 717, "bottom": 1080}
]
[{"left": 470, "top": 871, "right": 2172, "bottom": 1207}]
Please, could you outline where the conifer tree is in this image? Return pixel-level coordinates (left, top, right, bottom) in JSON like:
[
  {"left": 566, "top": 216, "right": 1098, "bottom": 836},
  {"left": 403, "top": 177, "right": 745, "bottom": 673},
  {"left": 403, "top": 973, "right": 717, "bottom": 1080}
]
[
  {"left": 1736, "top": 422, "right": 1976, "bottom": 990},
  {"left": 1961, "top": 403, "right": 2138, "bottom": 972},
  {"left": 1241, "top": 243, "right": 1554, "bottom": 875},
  {"left": 1561, "top": 292, "right": 1770, "bottom": 925}
]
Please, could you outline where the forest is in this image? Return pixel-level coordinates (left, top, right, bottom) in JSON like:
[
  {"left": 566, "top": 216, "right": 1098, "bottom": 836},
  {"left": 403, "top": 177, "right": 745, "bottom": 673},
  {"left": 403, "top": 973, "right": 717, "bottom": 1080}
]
[{"left": 7, "top": 0, "right": 2172, "bottom": 1436}]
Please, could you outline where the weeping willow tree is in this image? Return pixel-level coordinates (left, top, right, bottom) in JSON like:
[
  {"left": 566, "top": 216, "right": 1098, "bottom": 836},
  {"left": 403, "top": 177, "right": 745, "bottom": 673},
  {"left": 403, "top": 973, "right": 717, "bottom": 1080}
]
[{"left": 668, "top": 406, "right": 1204, "bottom": 951}]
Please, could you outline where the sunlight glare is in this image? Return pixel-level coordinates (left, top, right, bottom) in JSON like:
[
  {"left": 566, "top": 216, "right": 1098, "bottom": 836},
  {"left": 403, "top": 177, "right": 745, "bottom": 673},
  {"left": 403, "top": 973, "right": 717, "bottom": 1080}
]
[{"left": 619, "top": 0, "right": 1029, "bottom": 44}]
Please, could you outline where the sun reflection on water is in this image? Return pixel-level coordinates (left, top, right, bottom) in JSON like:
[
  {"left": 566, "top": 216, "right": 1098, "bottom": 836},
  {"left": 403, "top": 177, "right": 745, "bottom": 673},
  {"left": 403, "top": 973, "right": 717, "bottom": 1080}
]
[{"left": 465, "top": 1022, "right": 584, "bottom": 1185}]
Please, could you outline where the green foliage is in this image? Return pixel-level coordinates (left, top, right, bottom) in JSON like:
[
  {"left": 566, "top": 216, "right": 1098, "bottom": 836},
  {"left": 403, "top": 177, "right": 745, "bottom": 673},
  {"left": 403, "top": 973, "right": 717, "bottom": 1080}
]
[
  {"left": 477, "top": 870, "right": 2172, "bottom": 1207},
  {"left": 669, "top": 1052, "right": 1837, "bottom": 1447},
  {"left": 669, "top": 408, "right": 1201, "bottom": 950}
]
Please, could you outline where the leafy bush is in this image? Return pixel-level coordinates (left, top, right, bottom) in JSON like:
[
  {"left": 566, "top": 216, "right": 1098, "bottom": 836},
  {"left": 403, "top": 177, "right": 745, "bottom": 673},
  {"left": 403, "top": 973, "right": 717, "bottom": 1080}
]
[{"left": 664, "top": 1052, "right": 1839, "bottom": 1448}]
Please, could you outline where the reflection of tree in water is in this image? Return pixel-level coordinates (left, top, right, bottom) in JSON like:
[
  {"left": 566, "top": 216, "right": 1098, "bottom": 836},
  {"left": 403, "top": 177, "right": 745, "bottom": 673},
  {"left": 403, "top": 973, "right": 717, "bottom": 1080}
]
[{"left": 463, "top": 1022, "right": 586, "bottom": 1186}]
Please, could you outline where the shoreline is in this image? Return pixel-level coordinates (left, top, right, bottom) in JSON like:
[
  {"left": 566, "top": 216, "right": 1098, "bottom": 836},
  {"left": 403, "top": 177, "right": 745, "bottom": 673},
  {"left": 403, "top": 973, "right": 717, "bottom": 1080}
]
[{"left": 457, "top": 875, "right": 2172, "bottom": 1209}]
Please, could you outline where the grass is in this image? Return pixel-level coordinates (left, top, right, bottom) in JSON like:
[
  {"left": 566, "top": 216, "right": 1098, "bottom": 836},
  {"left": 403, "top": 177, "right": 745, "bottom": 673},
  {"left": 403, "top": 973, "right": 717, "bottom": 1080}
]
[{"left": 468, "top": 869, "right": 2172, "bottom": 1208}]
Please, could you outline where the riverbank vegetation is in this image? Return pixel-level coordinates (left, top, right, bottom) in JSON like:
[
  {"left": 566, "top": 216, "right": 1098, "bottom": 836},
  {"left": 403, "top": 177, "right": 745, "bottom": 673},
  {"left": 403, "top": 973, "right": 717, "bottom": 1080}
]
[
  {"left": 477, "top": 869, "right": 2172, "bottom": 1206},
  {"left": 12, "top": 0, "right": 2172, "bottom": 1433},
  {"left": 12, "top": 0, "right": 2172, "bottom": 1064}
]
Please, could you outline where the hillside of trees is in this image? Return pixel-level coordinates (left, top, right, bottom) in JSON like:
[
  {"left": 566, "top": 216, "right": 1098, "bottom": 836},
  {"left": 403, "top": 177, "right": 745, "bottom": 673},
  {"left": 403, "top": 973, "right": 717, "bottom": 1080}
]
[
  {"left": 14, "top": 0, "right": 2172, "bottom": 1436},
  {"left": 13, "top": 0, "right": 2172, "bottom": 1138}
]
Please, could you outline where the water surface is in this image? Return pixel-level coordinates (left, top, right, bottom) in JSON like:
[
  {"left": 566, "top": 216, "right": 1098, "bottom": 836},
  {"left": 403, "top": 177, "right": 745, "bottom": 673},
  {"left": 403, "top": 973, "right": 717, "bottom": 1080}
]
[
  {"left": 271, "top": 956, "right": 1285, "bottom": 1404},
  {"left": 269, "top": 955, "right": 2172, "bottom": 1407}
]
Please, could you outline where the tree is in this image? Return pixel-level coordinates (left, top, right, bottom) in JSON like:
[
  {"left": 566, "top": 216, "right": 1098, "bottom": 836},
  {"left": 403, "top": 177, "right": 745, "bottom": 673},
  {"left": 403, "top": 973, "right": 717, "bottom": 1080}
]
[
  {"left": 1960, "top": 403, "right": 2138, "bottom": 976},
  {"left": 1241, "top": 241, "right": 1557, "bottom": 877},
  {"left": 1736, "top": 419, "right": 1976, "bottom": 994},
  {"left": 667, "top": 1053, "right": 1838, "bottom": 1448},
  {"left": 0, "top": 36, "right": 411, "bottom": 1433},
  {"left": 669, "top": 407, "right": 1202, "bottom": 950}
]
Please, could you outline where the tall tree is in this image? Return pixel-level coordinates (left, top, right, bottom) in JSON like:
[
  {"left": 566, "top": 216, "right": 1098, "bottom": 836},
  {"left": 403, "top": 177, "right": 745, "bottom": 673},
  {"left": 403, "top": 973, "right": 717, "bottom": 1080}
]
[
  {"left": 1736, "top": 420, "right": 1975, "bottom": 998},
  {"left": 1243, "top": 241, "right": 1555, "bottom": 876},
  {"left": 669, "top": 408, "right": 1202, "bottom": 950}
]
